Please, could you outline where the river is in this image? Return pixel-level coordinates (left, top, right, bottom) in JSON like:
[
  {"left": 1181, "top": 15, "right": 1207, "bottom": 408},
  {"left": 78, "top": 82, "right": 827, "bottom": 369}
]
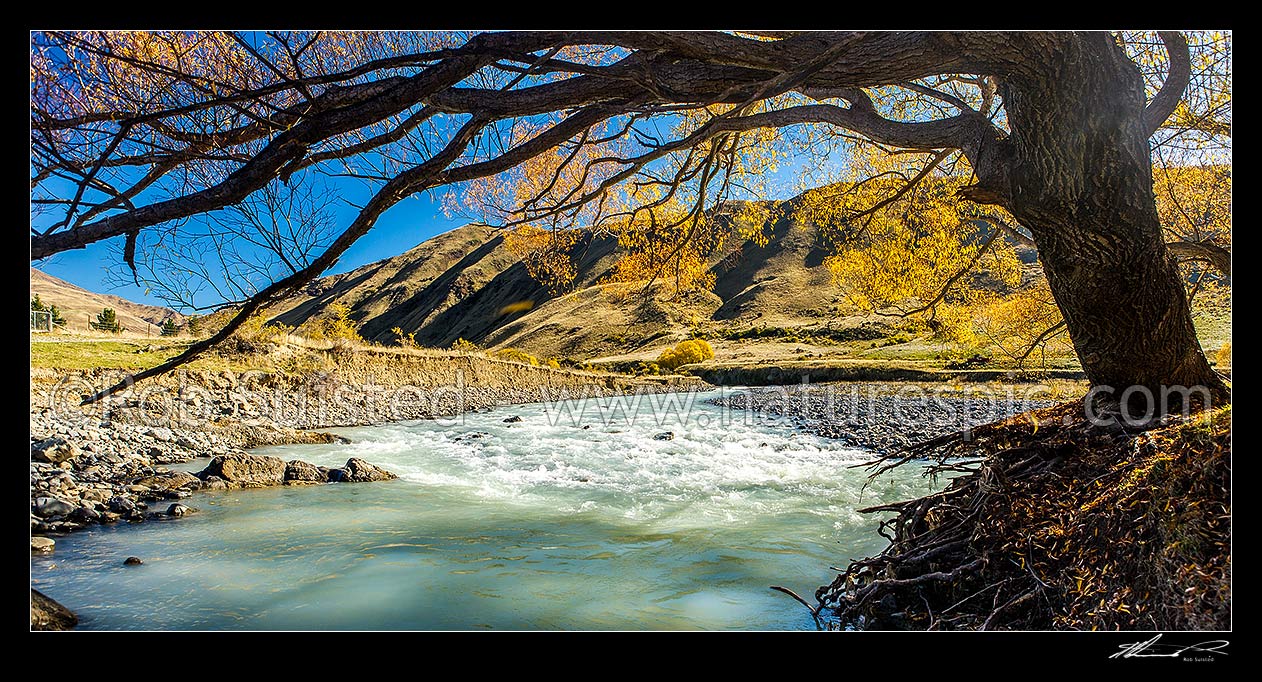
[{"left": 31, "top": 391, "right": 938, "bottom": 630}]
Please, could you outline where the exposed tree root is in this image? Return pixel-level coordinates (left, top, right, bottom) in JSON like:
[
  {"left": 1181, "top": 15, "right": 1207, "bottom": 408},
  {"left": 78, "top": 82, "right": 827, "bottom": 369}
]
[{"left": 815, "top": 401, "right": 1231, "bottom": 630}]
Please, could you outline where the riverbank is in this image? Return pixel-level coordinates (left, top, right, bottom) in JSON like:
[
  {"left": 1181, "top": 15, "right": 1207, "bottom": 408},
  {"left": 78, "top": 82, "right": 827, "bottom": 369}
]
[
  {"left": 817, "top": 402, "right": 1232, "bottom": 630},
  {"left": 708, "top": 383, "right": 1066, "bottom": 453},
  {"left": 31, "top": 346, "right": 706, "bottom": 535}
]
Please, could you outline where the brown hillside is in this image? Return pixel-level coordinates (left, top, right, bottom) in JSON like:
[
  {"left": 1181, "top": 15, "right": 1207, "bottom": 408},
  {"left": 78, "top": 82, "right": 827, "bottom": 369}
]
[
  {"left": 30, "top": 268, "right": 183, "bottom": 333},
  {"left": 266, "top": 202, "right": 879, "bottom": 361}
]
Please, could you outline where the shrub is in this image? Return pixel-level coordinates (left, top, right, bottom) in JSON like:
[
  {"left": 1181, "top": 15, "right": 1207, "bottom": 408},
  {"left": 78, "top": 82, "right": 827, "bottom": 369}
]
[
  {"left": 160, "top": 318, "right": 180, "bottom": 336},
  {"left": 492, "top": 347, "right": 540, "bottom": 366},
  {"left": 304, "top": 302, "right": 360, "bottom": 343},
  {"left": 1214, "top": 343, "right": 1231, "bottom": 368},
  {"left": 392, "top": 326, "right": 418, "bottom": 348},
  {"left": 657, "top": 338, "right": 715, "bottom": 370},
  {"left": 451, "top": 338, "right": 479, "bottom": 352}
]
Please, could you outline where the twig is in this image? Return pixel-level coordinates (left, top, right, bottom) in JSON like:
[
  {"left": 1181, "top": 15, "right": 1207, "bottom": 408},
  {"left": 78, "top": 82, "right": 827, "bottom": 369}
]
[{"left": 770, "top": 586, "right": 822, "bottom": 628}]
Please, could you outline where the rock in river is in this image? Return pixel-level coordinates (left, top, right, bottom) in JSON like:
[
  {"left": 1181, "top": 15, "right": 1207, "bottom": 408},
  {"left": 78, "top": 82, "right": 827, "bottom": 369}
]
[
  {"left": 195, "top": 452, "right": 286, "bottom": 488},
  {"left": 284, "top": 459, "right": 329, "bottom": 484},
  {"left": 31, "top": 589, "right": 77, "bottom": 630},
  {"left": 132, "top": 471, "right": 201, "bottom": 493},
  {"left": 341, "top": 457, "right": 399, "bottom": 483},
  {"left": 166, "top": 503, "right": 195, "bottom": 517},
  {"left": 31, "top": 536, "right": 55, "bottom": 553}
]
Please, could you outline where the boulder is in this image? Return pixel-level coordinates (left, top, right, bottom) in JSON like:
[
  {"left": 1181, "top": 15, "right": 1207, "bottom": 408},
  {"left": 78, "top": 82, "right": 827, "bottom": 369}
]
[
  {"left": 652, "top": 431, "right": 675, "bottom": 441},
  {"left": 341, "top": 457, "right": 398, "bottom": 482},
  {"left": 33, "top": 497, "right": 76, "bottom": 518},
  {"left": 31, "top": 536, "right": 55, "bottom": 553},
  {"left": 503, "top": 415, "right": 523, "bottom": 423},
  {"left": 284, "top": 460, "right": 329, "bottom": 484},
  {"left": 31, "top": 589, "right": 77, "bottom": 630},
  {"left": 195, "top": 452, "right": 286, "bottom": 488},
  {"left": 107, "top": 496, "right": 136, "bottom": 514},
  {"left": 70, "top": 506, "right": 101, "bottom": 524},
  {"left": 31, "top": 438, "right": 79, "bottom": 464},
  {"left": 132, "top": 471, "right": 200, "bottom": 493},
  {"left": 123, "top": 556, "right": 143, "bottom": 565},
  {"left": 166, "top": 503, "right": 195, "bottom": 517}
]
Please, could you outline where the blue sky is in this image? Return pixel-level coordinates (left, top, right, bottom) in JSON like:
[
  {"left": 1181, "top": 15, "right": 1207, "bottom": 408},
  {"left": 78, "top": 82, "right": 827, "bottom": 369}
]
[
  {"left": 33, "top": 188, "right": 466, "bottom": 308},
  {"left": 32, "top": 149, "right": 825, "bottom": 311}
]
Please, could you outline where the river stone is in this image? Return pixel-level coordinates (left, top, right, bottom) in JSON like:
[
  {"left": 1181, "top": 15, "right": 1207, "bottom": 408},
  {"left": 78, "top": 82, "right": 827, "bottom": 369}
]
[
  {"left": 33, "top": 497, "right": 76, "bottom": 518},
  {"left": 196, "top": 452, "right": 286, "bottom": 488},
  {"left": 123, "top": 556, "right": 143, "bottom": 566},
  {"left": 132, "top": 471, "right": 199, "bottom": 492},
  {"left": 503, "top": 415, "right": 523, "bottom": 423},
  {"left": 32, "top": 438, "right": 79, "bottom": 464},
  {"left": 341, "top": 458, "right": 398, "bottom": 482},
  {"left": 284, "top": 460, "right": 328, "bottom": 484},
  {"left": 652, "top": 431, "right": 675, "bottom": 441},
  {"left": 31, "top": 536, "right": 55, "bottom": 553},
  {"left": 31, "top": 589, "right": 77, "bottom": 630},
  {"left": 70, "top": 506, "right": 101, "bottom": 524},
  {"left": 166, "top": 503, "right": 194, "bottom": 517},
  {"left": 107, "top": 496, "right": 136, "bottom": 514}
]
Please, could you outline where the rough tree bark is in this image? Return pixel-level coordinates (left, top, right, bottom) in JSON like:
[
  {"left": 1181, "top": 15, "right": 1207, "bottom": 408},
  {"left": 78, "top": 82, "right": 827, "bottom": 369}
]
[{"left": 965, "top": 34, "right": 1225, "bottom": 404}]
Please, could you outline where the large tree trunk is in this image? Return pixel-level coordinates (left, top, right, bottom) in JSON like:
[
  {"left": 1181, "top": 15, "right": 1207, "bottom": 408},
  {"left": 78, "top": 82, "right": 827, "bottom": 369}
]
[{"left": 994, "top": 34, "right": 1225, "bottom": 410}]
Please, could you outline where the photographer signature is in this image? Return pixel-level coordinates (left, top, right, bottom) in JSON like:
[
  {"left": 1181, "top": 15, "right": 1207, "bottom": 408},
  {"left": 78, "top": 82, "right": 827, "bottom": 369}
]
[{"left": 1111, "top": 634, "right": 1229, "bottom": 660}]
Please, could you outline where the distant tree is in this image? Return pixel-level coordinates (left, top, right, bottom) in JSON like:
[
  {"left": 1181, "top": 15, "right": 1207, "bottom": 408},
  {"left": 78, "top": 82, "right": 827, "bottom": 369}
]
[
  {"left": 160, "top": 318, "right": 180, "bottom": 336},
  {"left": 94, "top": 308, "right": 120, "bottom": 333},
  {"left": 48, "top": 304, "right": 66, "bottom": 327},
  {"left": 186, "top": 314, "right": 202, "bottom": 335},
  {"left": 31, "top": 294, "right": 46, "bottom": 311},
  {"left": 304, "top": 302, "right": 360, "bottom": 343},
  {"left": 492, "top": 347, "right": 540, "bottom": 366},
  {"left": 657, "top": 339, "right": 715, "bottom": 370}
]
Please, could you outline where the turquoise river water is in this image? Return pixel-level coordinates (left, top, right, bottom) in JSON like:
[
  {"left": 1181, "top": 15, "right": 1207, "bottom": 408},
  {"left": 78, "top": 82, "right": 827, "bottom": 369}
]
[{"left": 31, "top": 392, "right": 937, "bottom": 630}]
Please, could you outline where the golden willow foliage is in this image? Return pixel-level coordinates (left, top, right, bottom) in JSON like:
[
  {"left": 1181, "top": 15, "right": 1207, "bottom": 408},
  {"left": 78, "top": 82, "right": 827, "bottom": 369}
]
[
  {"left": 302, "top": 302, "right": 361, "bottom": 344},
  {"left": 1154, "top": 164, "right": 1231, "bottom": 247},
  {"left": 503, "top": 225, "right": 580, "bottom": 294},
  {"left": 657, "top": 339, "right": 715, "bottom": 370},
  {"left": 454, "top": 100, "right": 794, "bottom": 299},
  {"left": 812, "top": 150, "right": 1022, "bottom": 316},
  {"left": 31, "top": 31, "right": 467, "bottom": 121},
  {"left": 969, "top": 283, "right": 1073, "bottom": 365}
]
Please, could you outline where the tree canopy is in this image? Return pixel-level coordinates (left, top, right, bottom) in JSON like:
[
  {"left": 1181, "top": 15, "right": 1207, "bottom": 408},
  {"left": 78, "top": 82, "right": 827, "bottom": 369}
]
[{"left": 29, "top": 30, "right": 1230, "bottom": 402}]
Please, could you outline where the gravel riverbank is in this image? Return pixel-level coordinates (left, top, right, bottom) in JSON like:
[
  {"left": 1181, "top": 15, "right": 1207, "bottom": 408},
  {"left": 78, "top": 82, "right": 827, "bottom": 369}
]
[{"left": 708, "top": 384, "right": 1059, "bottom": 453}]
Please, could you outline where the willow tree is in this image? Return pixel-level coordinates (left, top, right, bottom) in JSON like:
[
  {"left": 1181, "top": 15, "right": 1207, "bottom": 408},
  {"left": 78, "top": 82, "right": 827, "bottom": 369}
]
[{"left": 30, "top": 30, "right": 1227, "bottom": 403}]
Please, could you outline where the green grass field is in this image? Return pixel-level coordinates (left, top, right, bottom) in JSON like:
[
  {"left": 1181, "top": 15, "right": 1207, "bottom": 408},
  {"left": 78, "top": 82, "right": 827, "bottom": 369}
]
[{"left": 30, "top": 338, "right": 194, "bottom": 371}]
